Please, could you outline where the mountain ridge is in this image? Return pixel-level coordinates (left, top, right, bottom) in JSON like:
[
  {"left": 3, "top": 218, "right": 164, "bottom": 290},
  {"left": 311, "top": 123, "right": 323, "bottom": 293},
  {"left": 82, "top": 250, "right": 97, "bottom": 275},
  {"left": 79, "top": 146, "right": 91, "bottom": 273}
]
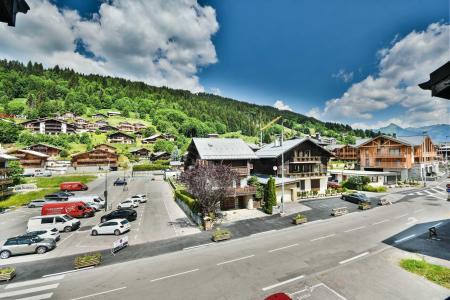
[{"left": 376, "top": 123, "right": 449, "bottom": 143}]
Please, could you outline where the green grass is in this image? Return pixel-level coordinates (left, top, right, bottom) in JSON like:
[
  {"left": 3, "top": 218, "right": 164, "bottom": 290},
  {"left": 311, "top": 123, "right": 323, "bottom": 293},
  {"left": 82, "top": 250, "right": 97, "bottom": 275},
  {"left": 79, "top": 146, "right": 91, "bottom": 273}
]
[
  {"left": 0, "top": 188, "right": 58, "bottom": 208},
  {"left": 400, "top": 259, "right": 450, "bottom": 289},
  {"left": 26, "top": 175, "right": 97, "bottom": 188}
]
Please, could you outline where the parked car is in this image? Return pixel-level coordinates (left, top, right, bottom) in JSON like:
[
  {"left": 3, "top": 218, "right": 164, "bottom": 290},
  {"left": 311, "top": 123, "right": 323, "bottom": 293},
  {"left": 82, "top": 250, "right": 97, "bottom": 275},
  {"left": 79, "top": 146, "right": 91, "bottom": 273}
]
[
  {"left": 56, "top": 191, "right": 75, "bottom": 197},
  {"left": 113, "top": 178, "right": 127, "bottom": 186},
  {"left": 44, "top": 193, "right": 68, "bottom": 202},
  {"left": 327, "top": 181, "right": 341, "bottom": 189},
  {"left": 341, "top": 192, "right": 370, "bottom": 204},
  {"left": 69, "top": 195, "right": 105, "bottom": 208},
  {"left": 27, "top": 214, "right": 80, "bottom": 232},
  {"left": 0, "top": 236, "right": 56, "bottom": 259},
  {"left": 28, "top": 199, "right": 51, "bottom": 208},
  {"left": 60, "top": 182, "right": 88, "bottom": 191},
  {"left": 117, "top": 199, "right": 139, "bottom": 209},
  {"left": 91, "top": 219, "right": 131, "bottom": 236},
  {"left": 20, "top": 228, "right": 60, "bottom": 242},
  {"left": 42, "top": 202, "right": 95, "bottom": 218},
  {"left": 101, "top": 209, "right": 137, "bottom": 223},
  {"left": 264, "top": 293, "right": 292, "bottom": 300},
  {"left": 130, "top": 194, "right": 147, "bottom": 203},
  {"left": 34, "top": 170, "right": 52, "bottom": 177}
]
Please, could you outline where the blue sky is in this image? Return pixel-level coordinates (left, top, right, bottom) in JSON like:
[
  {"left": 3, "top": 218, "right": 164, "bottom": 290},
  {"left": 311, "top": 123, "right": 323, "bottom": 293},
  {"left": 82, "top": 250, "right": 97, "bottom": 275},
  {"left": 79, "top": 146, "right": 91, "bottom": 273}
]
[{"left": 2, "top": 1, "right": 449, "bottom": 128}]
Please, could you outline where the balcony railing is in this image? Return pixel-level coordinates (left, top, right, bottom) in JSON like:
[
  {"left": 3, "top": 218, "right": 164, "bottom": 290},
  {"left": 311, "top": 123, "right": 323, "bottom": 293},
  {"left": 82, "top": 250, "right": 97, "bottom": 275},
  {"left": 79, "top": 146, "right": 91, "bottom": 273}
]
[
  {"left": 230, "top": 166, "right": 250, "bottom": 176},
  {"left": 374, "top": 152, "right": 407, "bottom": 158},
  {"left": 286, "top": 171, "right": 327, "bottom": 177},
  {"left": 292, "top": 156, "right": 321, "bottom": 163},
  {"left": 226, "top": 186, "right": 257, "bottom": 196},
  {"left": 362, "top": 162, "right": 407, "bottom": 168}
]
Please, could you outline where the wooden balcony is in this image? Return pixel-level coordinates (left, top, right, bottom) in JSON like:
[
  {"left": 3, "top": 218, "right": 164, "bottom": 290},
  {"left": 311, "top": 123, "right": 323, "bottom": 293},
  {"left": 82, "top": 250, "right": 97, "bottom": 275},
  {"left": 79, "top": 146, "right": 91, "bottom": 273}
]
[
  {"left": 226, "top": 186, "right": 257, "bottom": 196},
  {"left": 21, "top": 159, "right": 43, "bottom": 164},
  {"left": 374, "top": 152, "right": 407, "bottom": 158},
  {"left": 230, "top": 166, "right": 250, "bottom": 176},
  {"left": 362, "top": 162, "right": 408, "bottom": 169},
  {"left": 286, "top": 171, "right": 327, "bottom": 178},
  {"left": 292, "top": 156, "right": 321, "bottom": 163}
]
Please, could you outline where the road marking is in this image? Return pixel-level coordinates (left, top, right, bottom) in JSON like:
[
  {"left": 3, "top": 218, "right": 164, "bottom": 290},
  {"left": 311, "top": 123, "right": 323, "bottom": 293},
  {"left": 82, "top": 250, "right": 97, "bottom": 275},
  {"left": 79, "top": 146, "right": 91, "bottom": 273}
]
[
  {"left": 424, "top": 190, "right": 433, "bottom": 195},
  {"left": 5, "top": 275, "right": 64, "bottom": 289},
  {"left": 69, "top": 287, "right": 127, "bottom": 300},
  {"left": 262, "top": 275, "right": 305, "bottom": 291},
  {"left": 372, "top": 219, "right": 389, "bottom": 225},
  {"left": 414, "top": 208, "right": 424, "bottom": 213},
  {"left": 0, "top": 284, "right": 59, "bottom": 299},
  {"left": 426, "top": 194, "right": 445, "bottom": 200},
  {"left": 395, "top": 234, "right": 416, "bottom": 244},
  {"left": 183, "top": 243, "right": 214, "bottom": 251},
  {"left": 216, "top": 254, "right": 255, "bottom": 266},
  {"left": 310, "top": 233, "right": 335, "bottom": 242},
  {"left": 394, "top": 213, "right": 408, "bottom": 219},
  {"left": 434, "top": 222, "right": 443, "bottom": 227},
  {"left": 431, "top": 188, "right": 445, "bottom": 194},
  {"left": 290, "top": 283, "right": 347, "bottom": 300},
  {"left": 339, "top": 252, "right": 369, "bottom": 264},
  {"left": 42, "top": 267, "right": 94, "bottom": 278},
  {"left": 15, "top": 293, "right": 53, "bottom": 300},
  {"left": 344, "top": 226, "right": 365, "bottom": 233},
  {"left": 58, "top": 232, "right": 75, "bottom": 246},
  {"left": 150, "top": 268, "right": 199, "bottom": 282},
  {"left": 268, "top": 243, "right": 299, "bottom": 253}
]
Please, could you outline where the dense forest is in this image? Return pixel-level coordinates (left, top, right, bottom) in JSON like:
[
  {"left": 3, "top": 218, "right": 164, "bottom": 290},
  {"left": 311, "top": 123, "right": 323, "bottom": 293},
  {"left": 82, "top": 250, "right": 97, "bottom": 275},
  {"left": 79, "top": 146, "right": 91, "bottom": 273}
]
[{"left": 0, "top": 60, "right": 374, "bottom": 146}]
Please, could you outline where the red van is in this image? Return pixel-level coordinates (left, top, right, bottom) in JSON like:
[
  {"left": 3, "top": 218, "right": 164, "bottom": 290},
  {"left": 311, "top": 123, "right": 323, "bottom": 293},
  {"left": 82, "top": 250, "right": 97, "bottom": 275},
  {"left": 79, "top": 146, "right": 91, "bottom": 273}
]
[
  {"left": 60, "top": 182, "right": 88, "bottom": 191},
  {"left": 41, "top": 201, "right": 95, "bottom": 218}
]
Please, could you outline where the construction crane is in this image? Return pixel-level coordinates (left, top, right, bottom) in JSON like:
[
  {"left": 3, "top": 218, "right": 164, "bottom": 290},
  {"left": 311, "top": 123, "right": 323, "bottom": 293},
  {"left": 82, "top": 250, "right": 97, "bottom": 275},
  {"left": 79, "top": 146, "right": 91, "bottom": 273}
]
[{"left": 259, "top": 116, "right": 282, "bottom": 146}]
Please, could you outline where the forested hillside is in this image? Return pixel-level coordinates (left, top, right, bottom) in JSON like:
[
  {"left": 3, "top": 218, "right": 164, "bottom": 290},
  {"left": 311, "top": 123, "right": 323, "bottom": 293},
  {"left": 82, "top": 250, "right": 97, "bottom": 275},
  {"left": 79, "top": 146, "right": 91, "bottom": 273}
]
[{"left": 0, "top": 60, "right": 374, "bottom": 144}]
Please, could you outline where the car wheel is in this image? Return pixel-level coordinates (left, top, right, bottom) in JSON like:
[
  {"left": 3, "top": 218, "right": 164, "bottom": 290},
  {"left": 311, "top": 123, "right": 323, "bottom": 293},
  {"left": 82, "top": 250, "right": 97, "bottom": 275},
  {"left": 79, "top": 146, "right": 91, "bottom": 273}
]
[
  {"left": 91, "top": 230, "right": 98, "bottom": 236},
  {"left": 0, "top": 250, "right": 11, "bottom": 259},
  {"left": 101, "top": 218, "right": 107, "bottom": 223},
  {"left": 118, "top": 206, "right": 122, "bottom": 209},
  {"left": 36, "top": 246, "right": 47, "bottom": 254},
  {"left": 29, "top": 204, "right": 35, "bottom": 208},
  {"left": 114, "top": 229, "right": 120, "bottom": 236},
  {"left": 64, "top": 226, "right": 72, "bottom": 232}
]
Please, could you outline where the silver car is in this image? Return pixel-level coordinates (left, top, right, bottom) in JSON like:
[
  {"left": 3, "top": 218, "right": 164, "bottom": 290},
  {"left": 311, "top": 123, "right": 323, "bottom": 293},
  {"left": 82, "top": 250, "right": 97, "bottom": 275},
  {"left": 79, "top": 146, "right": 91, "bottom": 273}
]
[
  {"left": 28, "top": 199, "right": 50, "bottom": 208},
  {"left": 0, "top": 236, "right": 56, "bottom": 259}
]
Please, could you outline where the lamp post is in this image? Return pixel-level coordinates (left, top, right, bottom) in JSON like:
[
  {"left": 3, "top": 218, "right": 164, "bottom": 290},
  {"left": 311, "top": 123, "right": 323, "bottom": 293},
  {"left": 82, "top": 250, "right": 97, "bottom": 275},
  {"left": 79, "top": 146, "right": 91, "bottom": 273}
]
[
  {"left": 104, "top": 162, "right": 109, "bottom": 212},
  {"left": 281, "top": 119, "right": 285, "bottom": 214}
]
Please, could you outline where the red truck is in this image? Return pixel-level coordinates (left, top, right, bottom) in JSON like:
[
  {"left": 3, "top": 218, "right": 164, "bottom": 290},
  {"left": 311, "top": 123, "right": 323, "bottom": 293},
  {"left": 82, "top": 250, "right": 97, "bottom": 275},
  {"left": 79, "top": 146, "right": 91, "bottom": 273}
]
[
  {"left": 41, "top": 201, "right": 95, "bottom": 218},
  {"left": 60, "top": 182, "right": 88, "bottom": 191}
]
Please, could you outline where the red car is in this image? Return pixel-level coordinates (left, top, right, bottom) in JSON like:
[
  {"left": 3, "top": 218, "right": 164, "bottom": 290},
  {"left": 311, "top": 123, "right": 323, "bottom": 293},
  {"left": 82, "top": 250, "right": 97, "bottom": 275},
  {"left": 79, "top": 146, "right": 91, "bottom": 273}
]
[
  {"left": 42, "top": 201, "right": 95, "bottom": 218},
  {"left": 265, "top": 293, "right": 292, "bottom": 300},
  {"left": 60, "top": 182, "right": 88, "bottom": 191},
  {"left": 327, "top": 181, "right": 341, "bottom": 189}
]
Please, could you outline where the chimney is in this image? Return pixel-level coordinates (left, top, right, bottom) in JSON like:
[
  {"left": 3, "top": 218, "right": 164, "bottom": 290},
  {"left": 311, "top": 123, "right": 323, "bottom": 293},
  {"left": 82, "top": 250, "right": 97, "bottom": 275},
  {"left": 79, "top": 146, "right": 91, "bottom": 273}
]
[
  {"left": 315, "top": 132, "right": 321, "bottom": 140},
  {"left": 393, "top": 133, "right": 397, "bottom": 138}
]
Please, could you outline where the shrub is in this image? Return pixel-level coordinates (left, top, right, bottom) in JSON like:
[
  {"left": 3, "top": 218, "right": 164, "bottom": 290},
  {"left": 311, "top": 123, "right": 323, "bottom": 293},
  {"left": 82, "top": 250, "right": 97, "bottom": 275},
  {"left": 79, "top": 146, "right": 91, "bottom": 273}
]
[
  {"left": 0, "top": 267, "right": 15, "bottom": 275},
  {"left": 212, "top": 228, "right": 231, "bottom": 241},
  {"left": 133, "top": 164, "right": 167, "bottom": 171},
  {"left": 362, "top": 185, "right": 387, "bottom": 193},
  {"left": 264, "top": 176, "right": 277, "bottom": 214},
  {"left": 59, "top": 149, "right": 69, "bottom": 158},
  {"left": 342, "top": 176, "right": 370, "bottom": 190},
  {"left": 175, "top": 189, "right": 199, "bottom": 213},
  {"left": 294, "top": 214, "right": 306, "bottom": 220},
  {"left": 153, "top": 159, "right": 170, "bottom": 165}
]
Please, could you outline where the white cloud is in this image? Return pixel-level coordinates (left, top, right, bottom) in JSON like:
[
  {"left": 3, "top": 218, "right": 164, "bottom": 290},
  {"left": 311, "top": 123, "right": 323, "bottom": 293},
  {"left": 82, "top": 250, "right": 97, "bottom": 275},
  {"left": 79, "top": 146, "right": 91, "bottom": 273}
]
[
  {"left": 0, "top": 0, "right": 219, "bottom": 92},
  {"left": 210, "top": 87, "right": 222, "bottom": 95},
  {"left": 273, "top": 100, "right": 292, "bottom": 111},
  {"left": 312, "top": 23, "right": 449, "bottom": 128},
  {"left": 332, "top": 69, "right": 354, "bottom": 83}
]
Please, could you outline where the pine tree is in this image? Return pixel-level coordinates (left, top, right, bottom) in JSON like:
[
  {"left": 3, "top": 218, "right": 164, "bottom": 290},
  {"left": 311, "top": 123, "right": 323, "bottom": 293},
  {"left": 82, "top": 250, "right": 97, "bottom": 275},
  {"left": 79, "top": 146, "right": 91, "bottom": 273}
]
[{"left": 264, "top": 176, "right": 277, "bottom": 214}]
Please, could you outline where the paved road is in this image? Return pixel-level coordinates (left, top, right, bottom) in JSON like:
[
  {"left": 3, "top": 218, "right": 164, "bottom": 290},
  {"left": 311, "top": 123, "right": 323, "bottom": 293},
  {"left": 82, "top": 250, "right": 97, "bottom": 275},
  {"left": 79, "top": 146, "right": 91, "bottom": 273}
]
[{"left": 1, "top": 182, "right": 448, "bottom": 299}]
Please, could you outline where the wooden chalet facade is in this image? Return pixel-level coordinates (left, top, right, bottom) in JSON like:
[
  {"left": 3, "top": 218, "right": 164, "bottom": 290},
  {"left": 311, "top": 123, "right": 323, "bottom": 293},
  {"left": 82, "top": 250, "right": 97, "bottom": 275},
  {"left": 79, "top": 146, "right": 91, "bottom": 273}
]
[
  {"left": 98, "top": 125, "right": 118, "bottom": 133},
  {"left": 133, "top": 123, "right": 146, "bottom": 131},
  {"left": 92, "top": 113, "right": 107, "bottom": 119},
  {"left": 94, "top": 144, "right": 117, "bottom": 154},
  {"left": 22, "top": 118, "right": 76, "bottom": 135},
  {"left": 0, "top": 153, "right": 18, "bottom": 198},
  {"left": 107, "top": 132, "right": 135, "bottom": 144},
  {"left": 25, "top": 143, "right": 62, "bottom": 157},
  {"left": 142, "top": 133, "right": 175, "bottom": 144},
  {"left": 71, "top": 149, "right": 119, "bottom": 168},
  {"left": 185, "top": 138, "right": 258, "bottom": 210},
  {"left": 8, "top": 149, "right": 49, "bottom": 168},
  {"left": 150, "top": 151, "right": 170, "bottom": 161},
  {"left": 118, "top": 122, "right": 135, "bottom": 132},
  {"left": 130, "top": 148, "right": 151, "bottom": 158}
]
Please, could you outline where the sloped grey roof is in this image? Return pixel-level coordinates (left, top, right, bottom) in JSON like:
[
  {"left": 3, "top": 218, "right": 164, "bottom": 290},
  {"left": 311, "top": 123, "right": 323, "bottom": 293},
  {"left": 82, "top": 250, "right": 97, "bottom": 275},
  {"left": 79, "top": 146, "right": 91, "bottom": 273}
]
[
  {"left": 354, "top": 138, "right": 370, "bottom": 147},
  {"left": 255, "top": 137, "right": 334, "bottom": 158},
  {"left": 397, "top": 136, "right": 427, "bottom": 146},
  {"left": 192, "top": 138, "right": 258, "bottom": 160},
  {"left": 326, "top": 144, "right": 345, "bottom": 151},
  {"left": 0, "top": 153, "right": 19, "bottom": 160}
]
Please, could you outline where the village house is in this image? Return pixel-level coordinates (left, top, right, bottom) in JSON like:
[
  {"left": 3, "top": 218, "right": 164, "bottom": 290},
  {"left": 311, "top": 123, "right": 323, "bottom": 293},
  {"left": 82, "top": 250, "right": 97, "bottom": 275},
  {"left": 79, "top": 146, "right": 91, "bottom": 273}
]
[
  {"left": 118, "top": 121, "right": 135, "bottom": 132},
  {"left": 0, "top": 153, "right": 18, "bottom": 198},
  {"left": 85, "top": 122, "right": 99, "bottom": 132},
  {"left": 74, "top": 117, "right": 88, "bottom": 127},
  {"left": 21, "top": 118, "right": 77, "bottom": 135},
  {"left": 184, "top": 138, "right": 258, "bottom": 210},
  {"left": 253, "top": 137, "right": 334, "bottom": 202},
  {"left": 94, "top": 144, "right": 117, "bottom": 154},
  {"left": 107, "top": 111, "right": 121, "bottom": 117},
  {"left": 98, "top": 125, "right": 119, "bottom": 133},
  {"left": 7, "top": 149, "right": 49, "bottom": 169},
  {"left": 150, "top": 151, "right": 171, "bottom": 161},
  {"left": 107, "top": 132, "right": 135, "bottom": 144},
  {"left": 91, "top": 113, "right": 107, "bottom": 119},
  {"left": 57, "top": 112, "right": 76, "bottom": 120},
  {"left": 141, "top": 133, "right": 175, "bottom": 144},
  {"left": 130, "top": 148, "right": 151, "bottom": 159},
  {"left": 327, "top": 138, "right": 369, "bottom": 166},
  {"left": 358, "top": 134, "right": 439, "bottom": 181},
  {"left": 95, "top": 120, "right": 108, "bottom": 127},
  {"left": 25, "top": 143, "right": 62, "bottom": 157},
  {"left": 133, "top": 123, "right": 146, "bottom": 132},
  {"left": 71, "top": 149, "right": 119, "bottom": 169}
]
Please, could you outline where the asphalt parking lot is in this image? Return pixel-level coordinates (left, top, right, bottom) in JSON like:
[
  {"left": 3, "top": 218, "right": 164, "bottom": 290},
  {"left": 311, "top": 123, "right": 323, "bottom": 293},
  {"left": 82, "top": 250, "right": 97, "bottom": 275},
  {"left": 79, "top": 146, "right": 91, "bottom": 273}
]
[{"left": 0, "top": 172, "right": 199, "bottom": 264}]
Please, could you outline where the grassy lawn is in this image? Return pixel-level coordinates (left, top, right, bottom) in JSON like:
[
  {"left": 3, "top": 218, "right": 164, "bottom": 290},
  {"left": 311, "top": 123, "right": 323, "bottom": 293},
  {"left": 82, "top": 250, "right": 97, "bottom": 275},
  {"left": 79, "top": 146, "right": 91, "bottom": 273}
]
[
  {"left": 400, "top": 259, "right": 450, "bottom": 289},
  {"left": 26, "top": 175, "right": 97, "bottom": 188},
  {"left": 0, "top": 188, "right": 58, "bottom": 208}
]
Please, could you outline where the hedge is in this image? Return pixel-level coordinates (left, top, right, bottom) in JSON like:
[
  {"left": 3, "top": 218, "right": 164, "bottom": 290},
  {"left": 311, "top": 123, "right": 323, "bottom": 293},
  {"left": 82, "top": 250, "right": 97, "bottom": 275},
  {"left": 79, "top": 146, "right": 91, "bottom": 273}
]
[
  {"left": 153, "top": 159, "right": 170, "bottom": 165},
  {"left": 362, "top": 185, "right": 387, "bottom": 193},
  {"left": 132, "top": 164, "right": 167, "bottom": 171},
  {"left": 175, "top": 189, "right": 199, "bottom": 213}
]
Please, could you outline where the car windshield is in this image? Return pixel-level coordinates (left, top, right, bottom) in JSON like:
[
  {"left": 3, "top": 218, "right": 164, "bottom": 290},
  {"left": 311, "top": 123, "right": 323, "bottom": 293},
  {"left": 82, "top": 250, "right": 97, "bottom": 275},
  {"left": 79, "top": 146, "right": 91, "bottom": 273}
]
[
  {"left": 121, "top": 220, "right": 129, "bottom": 225},
  {"left": 63, "top": 215, "right": 73, "bottom": 221},
  {"left": 50, "top": 228, "right": 58, "bottom": 232},
  {"left": 31, "top": 237, "right": 43, "bottom": 243}
]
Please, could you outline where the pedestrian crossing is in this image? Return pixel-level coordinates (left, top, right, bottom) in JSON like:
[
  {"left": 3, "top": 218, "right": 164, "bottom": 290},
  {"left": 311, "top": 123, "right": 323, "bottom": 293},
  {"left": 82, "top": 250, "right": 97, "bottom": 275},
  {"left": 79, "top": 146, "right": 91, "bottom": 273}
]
[
  {"left": 407, "top": 186, "right": 446, "bottom": 197},
  {"left": 0, "top": 275, "right": 63, "bottom": 300}
]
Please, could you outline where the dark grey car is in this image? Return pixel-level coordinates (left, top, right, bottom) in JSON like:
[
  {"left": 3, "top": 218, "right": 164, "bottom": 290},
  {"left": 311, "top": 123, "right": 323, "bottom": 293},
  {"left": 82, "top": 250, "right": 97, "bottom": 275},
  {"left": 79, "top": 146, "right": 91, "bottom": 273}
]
[{"left": 0, "top": 236, "right": 56, "bottom": 259}]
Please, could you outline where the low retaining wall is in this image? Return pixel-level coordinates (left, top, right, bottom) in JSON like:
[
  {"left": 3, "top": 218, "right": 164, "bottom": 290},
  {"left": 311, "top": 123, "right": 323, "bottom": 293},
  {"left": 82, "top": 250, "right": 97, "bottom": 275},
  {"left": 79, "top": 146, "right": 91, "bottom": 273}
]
[{"left": 175, "top": 197, "right": 202, "bottom": 226}]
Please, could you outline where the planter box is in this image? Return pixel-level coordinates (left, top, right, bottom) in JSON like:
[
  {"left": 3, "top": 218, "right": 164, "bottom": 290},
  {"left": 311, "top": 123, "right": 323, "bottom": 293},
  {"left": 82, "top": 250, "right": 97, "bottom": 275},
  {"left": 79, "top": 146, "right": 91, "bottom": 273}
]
[
  {"left": 292, "top": 218, "right": 307, "bottom": 225},
  {"left": 74, "top": 254, "right": 101, "bottom": 269},
  {"left": 212, "top": 232, "right": 231, "bottom": 242},
  {"left": 0, "top": 269, "right": 15, "bottom": 282},
  {"left": 358, "top": 203, "right": 371, "bottom": 210}
]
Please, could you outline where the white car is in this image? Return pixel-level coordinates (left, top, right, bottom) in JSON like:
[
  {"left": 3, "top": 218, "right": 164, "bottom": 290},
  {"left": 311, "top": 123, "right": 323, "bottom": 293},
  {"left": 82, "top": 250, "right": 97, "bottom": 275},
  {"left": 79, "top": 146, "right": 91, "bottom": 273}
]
[
  {"left": 86, "top": 202, "right": 101, "bottom": 211},
  {"left": 91, "top": 219, "right": 130, "bottom": 236},
  {"left": 22, "top": 228, "right": 61, "bottom": 241},
  {"left": 117, "top": 199, "right": 139, "bottom": 209},
  {"left": 130, "top": 194, "right": 147, "bottom": 203}
]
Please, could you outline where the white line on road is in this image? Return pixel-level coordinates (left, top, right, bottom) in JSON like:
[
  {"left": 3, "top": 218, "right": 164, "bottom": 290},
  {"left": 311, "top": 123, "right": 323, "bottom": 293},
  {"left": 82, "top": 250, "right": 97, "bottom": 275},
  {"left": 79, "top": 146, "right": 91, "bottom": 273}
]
[
  {"left": 394, "top": 213, "right": 408, "bottom": 219},
  {"left": 150, "top": 268, "right": 199, "bottom": 282},
  {"left": 5, "top": 275, "right": 64, "bottom": 289},
  {"left": 310, "top": 233, "right": 336, "bottom": 242},
  {"left": 69, "top": 287, "right": 127, "bottom": 300},
  {"left": 395, "top": 234, "right": 416, "bottom": 244},
  {"left": 42, "top": 267, "right": 94, "bottom": 278},
  {"left": 261, "top": 275, "right": 305, "bottom": 291},
  {"left": 414, "top": 208, "right": 424, "bottom": 213},
  {"left": 344, "top": 226, "right": 366, "bottom": 233},
  {"left": 216, "top": 255, "right": 255, "bottom": 266},
  {"left": 434, "top": 222, "right": 443, "bottom": 227},
  {"left": 58, "top": 232, "right": 75, "bottom": 246},
  {"left": 372, "top": 219, "right": 389, "bottom": 225},
  {"left": 339, "top": 252, "right": 369, "bottom": 264},
  {"left": 424, "top": 190, "right": 433, "bottom": 195},
  {"left": 15, "top": 293, "right": 53, "bottom": 300},
  {"left": 268, "top": 243, "right": 299, "bottom": 253},
  {"left": 183, "top": 243, "right": 214, "bottom": 251},
  {"left": 0, "top": 284, "right": 59, "bottom": 299}
]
